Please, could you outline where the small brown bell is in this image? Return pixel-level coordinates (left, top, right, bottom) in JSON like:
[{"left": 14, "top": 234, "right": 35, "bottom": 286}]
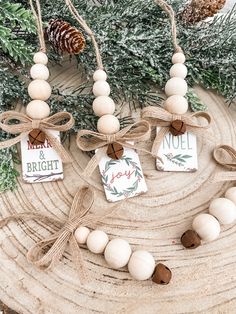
[
  {"left": 29, "top": 129, "right": 46, "bottom": 145},
  {"left": 170, "top": 119, "right": 186, "bottom": 136},
  {"left": 152, "top": 263, "right": 172, "bottom": 285},
  {"left": 107, "top": 143, "right": 124, "bottom": 160},
  {"left": 181, "top": 229, "right": 201, "bottom": 249}
]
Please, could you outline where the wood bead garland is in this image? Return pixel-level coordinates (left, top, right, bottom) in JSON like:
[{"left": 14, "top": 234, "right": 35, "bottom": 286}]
[
  {"left": 97, "top": 114, "right": 120, "bottom": 134},
  {"left": 30, "top": 64, "right": 50, "bottom": 81},
  {"left": 192, "top": 213, "right": 220, "bottom": 242},
  {"left": 169, "top": 63, "right": 187, "bottom": 79},
  {"left": 33, "top": 51, "right": 48, "bottom": 65},
  {"left": 93, "top": 80, "right": 111, "bottom": 97},
  {"left": 104, "top": 239, "right": 132, "bottom": 269},
  {"left": 93, "top": 69, "right": 107, "bottom": 81},
  {"left": 28, "top": 79, "right": 52, "bottom": 101},
  {"left": 74, "top": 226, "right": 90, "bottom": 244},
  {"left": 164, "top": 95, "right": 188, "bottom": 115},
  {"left": 172, "top": 52, "right": 186, "bottom": 64},
  {"left": 225, "top": 187, "right": 236, "bottom": 204},
  {"left": 86, "top": 229, "right": 109, "bottom": 254},
  {"left": 92, "top": 96, "right": 115, "bottom": 117},
  {"left": 209, "top": 198, "right": 236, "bottom": 225},
  {"left": 165, "top": 77, "right": 188, "bottom": 97},
  {"left": 128, "top": 250, "right": 155, "bottom": 281},
  {"left": 26, "top": 100, "right": 50, "bottom": 119}
]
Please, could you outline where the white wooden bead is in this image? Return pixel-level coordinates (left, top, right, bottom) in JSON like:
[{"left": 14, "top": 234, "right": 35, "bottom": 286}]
[
  {"left": 26, "top": 100, "right": 50, "bottom": 119},
  {"left": 92, "top": 96, "right": 115, "bottom": 117},
  {"left": 104, "top": 239, "right": 132, "bottom": 269},
  {"left": 128, "top": 250, "right": 155, "bottom": 281},
  {"left": 93, "top": 69, "right": 107, "bottom": 81},
  {"left": 169, "top": 63, "right": 187, "bottom": 79},
  {"left": 33, "top": 52, "right": 48, "bottom": 65},
  {"left": 74, "top": 226, "right": 90, "bottom": 244},
  {"left": 93, "top": 80, "right": 110, "bottom": 97},
  {"left": 30, "top": 64, "right": 49, "bottom": 80},
  {"left": 192, "top": 213, "right": 220, "bottom": 242},
  {"left": 164, "top": 95, "right": 188, "bottom": 114},
  {"left": 209, "top": 198, "right": 236, "bottom": 225},
  {"left": 97, "top": 114, "right": 120, "bottom": 134},
  {"left": 172, "top": 52, "right": 186, "bottom": 64},
  {"left": 225, "top": 187, "right": 236, "bottom": 205},
  {"left": 165, "top": 77, "right": 188, "bottom": 97},
  {"left": 28, "top": 79, "right": 52, "bottom": 101},
  {"left": 86, "top": 230, "right": 109, "bottom": 254}
]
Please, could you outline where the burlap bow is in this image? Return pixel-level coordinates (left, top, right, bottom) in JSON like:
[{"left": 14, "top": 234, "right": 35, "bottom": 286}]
[
  {"left": 0, "top": 111, "right": 75, "bottom": 163},
  {"left": 0, "top": 186, "right": 112, "bottom": 284},
  {"left": 141, "top": 106, "right": 213, "bottom": 154},
  {"left": 212, "top": 145, "right": 236, "bottom": 182},
  {"left": 76, "top": 120, "right": 152, "bottom": 177}
]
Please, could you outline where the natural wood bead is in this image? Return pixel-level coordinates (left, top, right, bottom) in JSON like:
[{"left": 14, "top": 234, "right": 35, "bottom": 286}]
[
  {"left": 30, "top": 64, "right": 49, "bottom": 80},
  {"left": 97, "top": 114, "right": 120, "bottom": 134},
  {"left": 92, "top": 80, "right": 110, "bottom": 97},
  {"left": 104, "top": 239, "right": 132, "bottom": 269},
  {"left": 33, "top": 52, "right": 48, "bottom": 65},
  {"left": 128, "top": 250, "right": 155, "bottom": 281},
  {"left": 170, "top": 120, "right": 186, "bottom": 136},
  {"left": 170, "top": 63, "right": 187, "bottom": 79},
  {"left": 165, "top": 77, "right": 188, "bottom": 97},
  {"left": 152, "top": 263, "right": 172, "bottom": 285},
  {"left": 74, "top": 226, "right": 90, "bottom": 244},
  {"left": 92, "top": 96, "right": 115, "bottom": 117},
  {"left": 28, "top": 79, "right": 52, "bottom": 101},
  {"left": 107, "top": 143, "right": 124, "bottom": 160},
  {"left": 209, "top": 198, "right": 236, "bottom": 225},
  {"left": 181, "top": 230, "right": 201, "bottom": 249},
  {"left": 172, "top": 52, "right": 186, "bottom": 64},
  {"left": 28, "top": 129, "right": 46, "bottom": 145},
  {"left": 225, "top": 187, "right": 236, "bottom": 205},
  {"left": 192, "top": 213, "right": 220, "bottom": 242},
  {"left": 26, "top": 100, "right": 50, "bottom": 119},
  {"left": 93, "top": 69, "right": 107, "bottom": 81},
  {"left": 164, "top": 95, "right": 188, "bottom": 114},
  {"left": 86, "top": 230, "right": 109, "bottom": 254}
]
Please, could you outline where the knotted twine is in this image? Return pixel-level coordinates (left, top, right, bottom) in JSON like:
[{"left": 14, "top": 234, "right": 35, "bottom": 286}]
[
  {"left": 77, "top": 120, "right": 155, "bottom": 177},
  {"left": 212, "top": 145, "right": 236, "bottom": 182},
  {"left": 142, "top": 106, "right": 213, "bottom": 154},
  {"left": 0, "top": 186, "right": 115, "bottom": 284},
  {"left": 0, "top": 111, "right": 74, "bottom": 163}
]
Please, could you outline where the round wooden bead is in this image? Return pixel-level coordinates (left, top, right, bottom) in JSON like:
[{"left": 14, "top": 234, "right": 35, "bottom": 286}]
[
  {"left": 28, "top": 129, "right": 46, "bottom": 145},
  {"left": 97, "top": 114, "right": 120, "bottom": 134},
  {"left": 107, "top": 143, "right": 124, "bottom": 160},
  {"left": 165, "top": 77, "right": 188, "bottom": 97},
  {"left": 92, "top": 96, "right": 115, "bottom": 117},
  {"left": 152, "top": 263, "right": 172, "bottom": 285},
  {"left": 209, "top": 198, "right": 236, "bottom": 225},
  {"left": 93, "top": 69, "right": 107, "bottom": 81},
  {"left": 74, "top": 226, "right": 90, "bottom": 244},
  {"left": 26, "top": 100, "right": 50, "bottom": 119},
  {"left": 93, "top": 80, "right": 110, "bottom": 97},
  {"left": 181, "top": 230, "right": 201, "bottom": 249},
  {"left": 30, "top": 64, "right": 49, "bottom": 80},
  {"left": 33, "top": 52, "right": 48, "bottom": 65},
  {"left": 86, "top": 230, "right": 109, "bottom": 254},
  {"left": 172, "top": 52, "right": 186, "bottom": 64},
  {"left": 225, "top": 187, "right": 236, "bottom": 205},
  {"left": 169, "top": 63, "right": 187, "bottom": 79},
  {"left": 170, "top": 120, "right": 186, "bottom": 136},
  {"left": 164, "top": 95, "right": 188, "bottom": 114},
  {"left": 104, "top": 239, "right": 132, "bottom": 269},
  {"left": 28, "top": 79, "right": 52, "bottom": 101},
  {"left": 192, "top": 213, "right": 220, "bottom": 242},
  {"left": 128, "top": 250, "right": 155, "bottom": 281}
]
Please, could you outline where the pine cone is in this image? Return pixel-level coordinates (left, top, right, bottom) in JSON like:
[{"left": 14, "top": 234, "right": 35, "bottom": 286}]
[
  {"left": 46, "top": 19, "right": 85, "bottom": 54},
  {"left": 180, "top": 0, "right": 226, "bottom": 24}
]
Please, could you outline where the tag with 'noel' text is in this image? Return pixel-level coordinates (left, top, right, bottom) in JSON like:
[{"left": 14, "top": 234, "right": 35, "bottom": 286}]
[
  {"left": 156, "top": 127, "right": 198, "bottom": 172},
  {"left": 21, "top": 130, "right": 63, "bottom": 183},
  {"left": 98, "top": 147, "right": 147, "bottom": 202}
]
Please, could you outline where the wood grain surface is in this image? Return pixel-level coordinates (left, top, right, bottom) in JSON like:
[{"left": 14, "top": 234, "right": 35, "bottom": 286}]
[{"left": 0, "top": 59, "right": 236, "bottom": 314}]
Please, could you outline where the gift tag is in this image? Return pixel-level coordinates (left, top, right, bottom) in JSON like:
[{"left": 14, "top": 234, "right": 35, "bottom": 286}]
[
  {"left": 21, "top": 130, "right": 63, "bottom": 183},
  {"left": 98, "top": 146, "right": 147, "bottom": 202},
  {"left": 156, "top": 127, "right": 198, "bottom": 172}
]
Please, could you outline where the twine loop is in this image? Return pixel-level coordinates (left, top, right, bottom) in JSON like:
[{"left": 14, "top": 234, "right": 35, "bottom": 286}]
[{"left": 212, "top": 145, "right": 236, "bottom": 182}]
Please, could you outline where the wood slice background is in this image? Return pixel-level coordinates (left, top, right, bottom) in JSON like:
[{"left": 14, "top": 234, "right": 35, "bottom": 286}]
[{"left": 0, "top": 59, "right": 236, "bottom": 314}]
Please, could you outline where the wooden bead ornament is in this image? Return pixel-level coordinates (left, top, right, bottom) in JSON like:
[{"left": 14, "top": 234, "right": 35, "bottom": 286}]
[
  {"left": 104, "top": 238, "right": 132, "bottom": 269},
  {"left": 93, "top": 80, "right": 111, "bottom": 97},
  {"left": 93, "top": 69, "right": 107, "bottom": 81},
  {"left": 26, "top": 100, "right": 50, "bottom": 119},
  {"left": 225, "top": 187, "right": 236, "bottom": 204},
  {"left": 164, "top": 95, "right": 188, "bottom": 115},
  {"left": 92, "top": 96, "right": 115, "bottom": 117},
  {"left": 74, "top": 226, "right": 90, "bottom": 244},
  {"left": 172, "top": 52, "right": 186, "bottom": 64},
  {"left": 28, "top": 79, "right": 52, "bottom": 101},
  {"left": 128, "top": 250, "right": 155, "bottom": 281},
  {"left": 164, "top": 77, "right": 188, "bottom": 97},
  {"left": 30, "top": 63, "right": 50, "bottom": 80},
  {"left": 86, "top": 229, "right": 109, "bottom": 254},
  {"left": 209, "top": 198, "right": 236, "bottom": 225},
  {"left": 33, "top": 51, "right": 48, "bottom": 65},
  {"left": 97, "top": 114, "right": 120, "bottom": 134},
  {"left": 192, "top": 214, "right": 220, "bottom": 242},
  {"left": 169, "top": 63, "right": 187, "bottom": 78}
]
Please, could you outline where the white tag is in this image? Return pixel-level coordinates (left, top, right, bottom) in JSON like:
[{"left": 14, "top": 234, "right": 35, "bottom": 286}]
[
  {"left": 98, "top": 147, "right": 147, "bottom": 202},
  {"left": 20, "top": 130, "right": 63, "bottom": 183},
  {"left": 156, "top": 127, "right": 198, "bottom": 172}
]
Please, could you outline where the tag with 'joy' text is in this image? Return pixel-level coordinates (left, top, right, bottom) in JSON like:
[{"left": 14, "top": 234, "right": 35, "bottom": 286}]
[
  {"left": 98, "top": 147, "right": 147, "bottom": 202},
  {"left": 156, "top": 127, "right": 198, "bottom": 172},
  {"left": 21, "top": 130, "right": 63, "bottom": 183}
]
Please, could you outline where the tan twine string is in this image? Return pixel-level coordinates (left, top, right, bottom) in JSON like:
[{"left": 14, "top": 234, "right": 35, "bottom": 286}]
[
  {"left": 0, "top": 186, "right": 117, "bottom": 284},
  {"left": 29, "top": 0, "right": 46, "bottom": 52},
  {"left": 65, "top": 0, "right": 103, "bottom": 69},
  {"left": 142, "top": 106, "right": 213, "bottom": 154},
  {"left": 212, "top": 145, "right": 236, "bottom": 182},
  {"left": 0, "top": 111, "right": 75, "bottom": 163}
]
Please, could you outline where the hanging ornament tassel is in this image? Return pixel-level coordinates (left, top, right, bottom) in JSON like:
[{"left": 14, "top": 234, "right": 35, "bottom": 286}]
[
  {"left": 180, "top": 0, "right": 226, "bottom": 24},
  {"left": 47, "top": 19, "right": 86, "bottom": 54}
]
